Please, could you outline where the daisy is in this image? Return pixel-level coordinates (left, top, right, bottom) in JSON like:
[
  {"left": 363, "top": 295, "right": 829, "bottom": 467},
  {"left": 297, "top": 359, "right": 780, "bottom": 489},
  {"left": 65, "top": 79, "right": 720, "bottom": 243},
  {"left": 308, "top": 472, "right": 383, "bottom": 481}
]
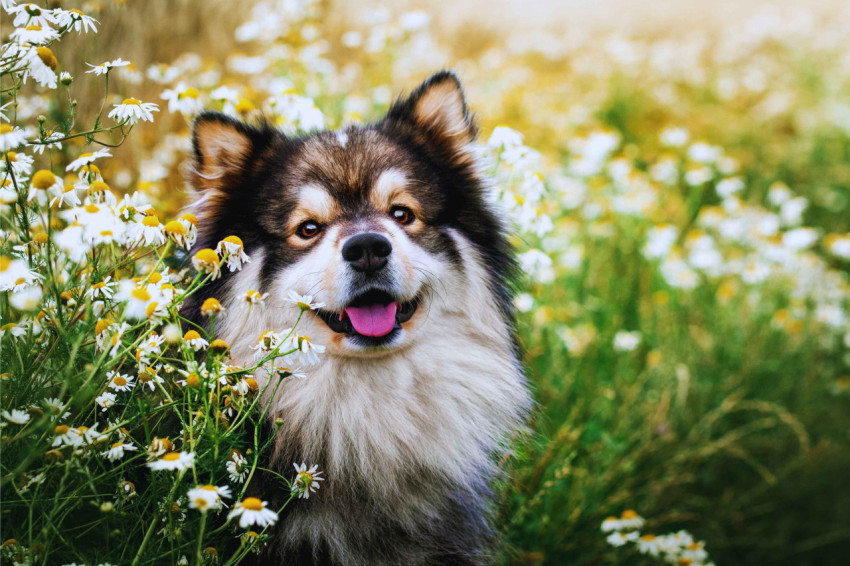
[
  {"left": 129, "top": 214, "right": 167, "bottom": 247},
  {"left": 117, "top": 191, "right": 155, "bottom": 221},
  {"left": 285, "top": 291, "right": 325, "bottom": 311},
  {"left": 160, "top": 83, "right": 203, "bottom": 115},
  {"left": 226, "top": 451, "right": 249, "bottom": 483},
  {"left": 54, "top": 8, "right": 99, "bottom": 33},
  {"left": 58, "top": 72, "right": 72, "bottom": 86},
  {"left": 138, "top": 366, "right": 165, "bottom": 392},
  {"left": 164, "top": 220, "right": 191, "bottom": 249},
  {"left": 200, "top": 297, "right": 223, "bottom": 317},
  {"left": 0, "top": 124, "right": 28, "bottom": 152},
  {"left": 148, "top": 451, "right": 195, "bottom": 471},
  {"left": 601, "top": 516, "right": 622, "bottom": 533},
  {"left": 182, "top": 330, "right": 209, "bottom": 351},
  {"left": 245, "top": 290, "right": 268, "bottom": 305},
  {"left": 10, "top": 286, "right": 42, "bottom": 311},
  {"left": 86, "top": 58, "right": 131, "bottom": 76},
  {"left": 50, "top": 183, "right": 81, "bottom": 207},
  {"left": 148, "top": 437, "right": 174, "bottom": 457},
  {"left": 102, "top": 441, "right": 138, "bottom": 462},
  {"left": 215, "top": 236, "right": 250, "bottom": 272},
  {"left": 95, "top": 391, "right": 117, "bottom": 412},
  {"left": 85, "top": 277, "right": 116, "bottom": 301},
  {"left": 177, "top": 214, "right": 198, "bottom": 246},
  {"left": 2, "top": 151, "right": 34, "bottom": 178},
  {"left": 118, "top": 285, "right": 157, "bottom": 320},
  {"left": 613, "top": 331, "right": 641, "bottom": 352},
  {"left": 22, "top": 45, "right": 59, "bottom": 88},
  {"left": 187, "top": 484, "right": 232, "bottom": 512},
  {"left": 65, "top": 149, "right": 111, "bottom": 171},
  {"left": 107, "top": 371, "right": 135, "bottom": 392},
  {"left": 606, "top": 531, "right": 638, "bottom": 547},
  {"left": 192, "top": 249, "right": 221, "bottom": 280},
  {"left": 0, "top": 256, "right": 42, "bottom": 291},
  {"left": 10, "top": 24, "right": 60, "bottom": 45},
  {"left": 41, "top": 397, "right": 70, "bottom": 420},
  {"left": 297, "top": 335, "right": 325, "bottom": 366},
  {"left": 231, "top": 377, "right": 259, "bottom": 396},
  {"left": 637, "top": 534, "right": 661, "bottom": 556},
  {"left": 618, "top": 509, "right": 645, "bottom": 530},
  {"left": 227, "top": 497, "right": 278, "bottom": 528},
  {"left": 52, "top": 424, "right": 79, "bottom": 447},
  {"left": 108, "top": 98, "right": 159, "bottom": 125},
  {"left": 291, "top": 463, "right": 324, "bottom": 499},
  {"left": 1, "top": 409, "right": 31, "bottom": 425},
  {"left": 11, "top": 3, "right": 57, "bottom": 27}
]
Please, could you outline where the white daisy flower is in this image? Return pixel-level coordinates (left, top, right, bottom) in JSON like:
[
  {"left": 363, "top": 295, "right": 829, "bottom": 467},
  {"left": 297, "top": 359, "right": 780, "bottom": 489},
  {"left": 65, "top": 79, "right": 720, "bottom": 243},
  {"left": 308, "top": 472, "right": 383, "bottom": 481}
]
[
  {"left": 85, "top": 277, "right": 116, "bottom": 301},
  {"left": 147, "top": 451, "right": 195, "bottom": 471},
  {"left": 116, "top": 282, "right": 162, "bottom": 321},
  {"left": 107, "top": 371, "right": 135, "bottom": 392},
  {"left": 0, "top": 255, "right": 42, "bottom": 291},
  {"left": 2, "top": 409, "right": 31, "bottom": 425},
  {"left": 42, "top": 397, "right": 70, "bottom": 420},
  {"left": 285, "top": 291, "right": 325, "bottom": 311},
  {"left": 95, "top": 391, "right": 117, "bottom": 412},
  {"left": 0, "top": 124, "right": 28, "bottom": 152},
  {"left": 85, "top": 58, "right": 131, "bottom": 76},
  {"left": 606, "top": 531, "right": 638, "bottom": 547},
  {"left": 226, "top": 451, "right": 249, "bottom": 483},
  {"left": 50, "top": 183, "right": 81, "bottom": 207},
  {"left": 65, "top": 149, "right": 112, "bottom": 171},
  {"left": 101, "top": 441, "right": 138, "bottom": 462},
  {"left": 291, "top": 463, "right": 324, "bottom": 499},
  {"left": 227, "top": 497, "right": 278, "bottom": 528},
  {"left": 187, "top": 484, "right": 232, "bottom": 512},
  {"left": 10, "top": 285, "right": 42, "bottom": 311},
  {"left": 10, "top": 24, "right": 60, "bottom": 45},
  {"left": 52, "top": 424, "right": 80, "bottom": 447},
  {"left": 297, "top": 335, "right": 325, "bottom": 366},
  {"left": 11, "top": 3, "right": 57, "bottom": 27},
  {"left": 1, "top": 151, "right": 34, "bottom": 178},
  {"left": 613, "top": 331, "right": 641, "bottom": 352},
  {"left": 192, "top": 249, "right": 221, "bottom": 280},
  {"left": 245, "top": 290, "right": 268, "bottom": 305},
  {"left": 128, "top": 214, "right": 167, "bottom": 247},
  {"left": 215, "top": 236, "right": 250, "bottom": 272},
  {"left": 601, "top": 516, "right": 622, "bottom": 532},
  {"left": 618, "top": 510, "right": 645, "bottom": 530},
  {"left": 182, "top": 330, "right": 209, "bottom": 351},
  {"left": 54, "top": 8, "right": 99, "bottom": 33},
  {"left": 160, "top": 83, "right": 203, "bottom": 115},
  {"left": 108, "top": 98, "right": 159, "bottom": 125}
]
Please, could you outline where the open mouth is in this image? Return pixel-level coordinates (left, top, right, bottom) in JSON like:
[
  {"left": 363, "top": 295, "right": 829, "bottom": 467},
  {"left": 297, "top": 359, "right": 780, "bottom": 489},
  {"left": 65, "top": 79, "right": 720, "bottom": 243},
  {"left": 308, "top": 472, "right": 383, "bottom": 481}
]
[{"left": 315, "top": 289, "right": 419, "bottom": 345}]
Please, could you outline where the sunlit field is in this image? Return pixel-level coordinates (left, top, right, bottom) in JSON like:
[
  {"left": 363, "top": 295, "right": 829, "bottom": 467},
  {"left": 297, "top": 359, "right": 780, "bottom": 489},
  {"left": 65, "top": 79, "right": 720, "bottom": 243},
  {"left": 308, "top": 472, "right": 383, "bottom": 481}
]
[{"left": 2, "top": 1, "right": 850, "bottom": 564}]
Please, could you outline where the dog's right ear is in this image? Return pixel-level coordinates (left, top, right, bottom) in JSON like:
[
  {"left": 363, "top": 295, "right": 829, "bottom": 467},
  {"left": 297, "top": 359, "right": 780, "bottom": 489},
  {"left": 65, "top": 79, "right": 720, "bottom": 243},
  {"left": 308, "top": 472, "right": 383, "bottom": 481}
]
[{"left": 189, "top": 112, "right": 273, "bottom": 193}]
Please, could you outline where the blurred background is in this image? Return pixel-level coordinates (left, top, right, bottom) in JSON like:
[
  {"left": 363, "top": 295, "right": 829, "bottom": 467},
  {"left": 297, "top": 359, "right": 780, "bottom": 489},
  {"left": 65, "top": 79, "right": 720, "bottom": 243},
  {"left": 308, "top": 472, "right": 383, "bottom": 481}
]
[{"left": 47, "top": 0, "right": 850, "bottom": 563}]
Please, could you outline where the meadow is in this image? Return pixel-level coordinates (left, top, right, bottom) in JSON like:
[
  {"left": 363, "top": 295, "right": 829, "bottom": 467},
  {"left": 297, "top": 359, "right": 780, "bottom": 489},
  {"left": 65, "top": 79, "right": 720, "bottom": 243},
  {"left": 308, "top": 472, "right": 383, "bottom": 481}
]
[{"left": 1, "top": 1, "right": 849, "bottom": 564}]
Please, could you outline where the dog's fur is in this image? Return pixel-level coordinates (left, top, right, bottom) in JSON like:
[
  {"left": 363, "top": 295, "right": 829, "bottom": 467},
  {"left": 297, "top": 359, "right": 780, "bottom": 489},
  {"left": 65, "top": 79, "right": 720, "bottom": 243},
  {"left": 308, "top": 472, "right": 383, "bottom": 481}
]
[{"left": 183, "top": 71, "right": 530, "bottom": 565}]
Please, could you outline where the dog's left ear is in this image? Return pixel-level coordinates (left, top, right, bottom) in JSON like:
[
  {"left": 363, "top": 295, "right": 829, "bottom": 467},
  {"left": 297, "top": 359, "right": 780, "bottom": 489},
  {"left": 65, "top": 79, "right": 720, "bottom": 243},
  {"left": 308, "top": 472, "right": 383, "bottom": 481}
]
[{"left": 384, "top": 71, "right": 478, "bottom": 164}]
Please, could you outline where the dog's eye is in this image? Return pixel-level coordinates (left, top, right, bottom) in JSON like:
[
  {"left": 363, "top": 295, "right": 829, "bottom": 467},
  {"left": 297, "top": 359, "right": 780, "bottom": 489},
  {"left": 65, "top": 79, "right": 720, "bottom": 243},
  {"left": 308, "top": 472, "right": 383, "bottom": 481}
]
[
  {"left": 297, "top": 221, "right": 322, "bottom": 239},
  {"left": 391, "top": 206, "right": 415, "bottom": 225}
]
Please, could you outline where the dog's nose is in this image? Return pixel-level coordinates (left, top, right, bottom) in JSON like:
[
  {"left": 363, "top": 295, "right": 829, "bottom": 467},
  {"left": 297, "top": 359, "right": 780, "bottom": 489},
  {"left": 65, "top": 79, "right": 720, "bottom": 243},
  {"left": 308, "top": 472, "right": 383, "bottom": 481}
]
[{"left": 342, "top": 232, "right": 392, "bottom": 275}]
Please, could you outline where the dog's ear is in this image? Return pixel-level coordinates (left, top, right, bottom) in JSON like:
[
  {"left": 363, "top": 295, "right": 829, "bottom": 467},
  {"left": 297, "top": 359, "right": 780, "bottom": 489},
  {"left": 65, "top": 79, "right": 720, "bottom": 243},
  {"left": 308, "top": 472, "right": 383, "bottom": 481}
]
[
  {"left": 189, "top": 111, "right": 274, "bottom": 192},
  {"left": 384, "top": 71, "right": 478, "bottom": 165}
]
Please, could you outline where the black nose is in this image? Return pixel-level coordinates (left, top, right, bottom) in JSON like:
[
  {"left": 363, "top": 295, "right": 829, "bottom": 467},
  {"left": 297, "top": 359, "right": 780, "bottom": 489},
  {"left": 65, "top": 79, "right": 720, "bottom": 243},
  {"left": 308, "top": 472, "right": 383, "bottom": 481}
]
[{"left": 342, "top": 232, "right": 392, "bottom": 275}]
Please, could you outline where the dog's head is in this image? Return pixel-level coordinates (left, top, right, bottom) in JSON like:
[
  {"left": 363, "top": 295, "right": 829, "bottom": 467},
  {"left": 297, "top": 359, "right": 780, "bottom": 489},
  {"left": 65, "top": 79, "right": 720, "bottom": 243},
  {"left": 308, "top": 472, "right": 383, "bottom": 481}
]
[{"left": 187, "top": 71, "right": 515, "bottom": 358}]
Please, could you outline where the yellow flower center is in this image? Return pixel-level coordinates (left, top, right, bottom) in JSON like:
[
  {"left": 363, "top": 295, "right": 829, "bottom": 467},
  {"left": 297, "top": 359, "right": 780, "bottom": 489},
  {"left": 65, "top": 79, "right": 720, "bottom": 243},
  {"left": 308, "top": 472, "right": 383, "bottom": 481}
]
[
  {"left": 201, "top": 297, "right": 222, "bottom": 313},
  {"left": 31, "top": 170, "right": 56, "bottom": 190},
  {"left": 113, "top": 376, "right": 127, "bottom": 386},
  {"left": 142, "top": 215, "right": 160, "bottom": 227},
  {"left": 130, "top": 288, "right": 151, "bottom": 302},
  {"left": 147, "top": 272, "right": 162, "bottom": 283},
  {"left": 185, "top": 373, "right": 201, "bottom": 388},
  {"left": 95, "top": 319, "right": 110, "bottom": 334},
  {"left": 6, "top": 152, "right": 17, "bottom": 162},
  {"left": 201, "top": 485, "right": 217, "bottom": 491},
  {"left": 33, "top": 233, "right": 48, "bottom": 244},
  {"left": 222, "top": 235, "right": 243, "bottom": 248},
  {"left": 181, "top": 87, "right": 200, "bottom": 99},
  {"left": 179, "top": 213, "right": 197, "bottom": 225},
  {"left": 145, "top": 302, "right": 160, "bottom": 318},
  {"left": 89, "top": 180, "right": 110, "bottom": 193},
  {"left": 110, "top": 442, "right": 124, "bottom": 449},
  {"left": 121, "top": 98, "right": 141, "bottom": 106},
  {"left": 84, "top": 203, "right": 99, "bottom": 213},
  {"left": 621, "top": 510, "right": 638, "bottom": 520},
  {"left": 194, "top": 248, "right": 219, "bottom": 264},
  {"left": 162, "top": 452, "right": 181, "bottom": 461},
  {"left": 184, "top": 330, "right": 201, "bottom": 341},
  {"left": 210, "top": 339, "right": 228, "bottom": 350},
  {"left": 240, "top": 497, "right": 263, "bottom": 511},
  {"left": 0, "top": 125, "right": 13, "bottom": 134},
  {"left": 36, "top": 46, "right": 58, "bottom": 70},
  {"left": 164, "top": 220, "right": 185, "bottom": 235},
  {"left": 25, "top": 25, "right": 42, "bottom": 31},
  {"left": 54, "top": 425, "right": 70, "bottom": 435}
]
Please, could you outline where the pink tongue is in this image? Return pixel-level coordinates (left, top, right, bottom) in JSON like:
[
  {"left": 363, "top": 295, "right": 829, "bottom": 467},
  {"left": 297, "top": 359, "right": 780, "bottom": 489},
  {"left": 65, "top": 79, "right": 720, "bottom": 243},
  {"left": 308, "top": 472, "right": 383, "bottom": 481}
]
[{"left": 343, "top": 302, "right": 398, "bottom": 337}]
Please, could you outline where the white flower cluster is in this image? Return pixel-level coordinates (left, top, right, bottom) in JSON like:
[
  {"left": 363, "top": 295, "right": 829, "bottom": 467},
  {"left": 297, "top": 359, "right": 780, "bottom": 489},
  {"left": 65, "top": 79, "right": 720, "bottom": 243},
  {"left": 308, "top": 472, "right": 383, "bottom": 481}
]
[{"left": 602, "top": 511, "right": 714, "bottom": 566}]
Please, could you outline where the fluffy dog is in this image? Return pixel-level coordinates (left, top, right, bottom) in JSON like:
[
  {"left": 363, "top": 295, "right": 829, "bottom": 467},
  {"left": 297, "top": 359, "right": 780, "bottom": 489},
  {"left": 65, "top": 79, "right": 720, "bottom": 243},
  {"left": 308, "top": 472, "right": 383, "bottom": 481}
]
[{"left": 184, "top": 71, "right": 530, "bottom": 565}]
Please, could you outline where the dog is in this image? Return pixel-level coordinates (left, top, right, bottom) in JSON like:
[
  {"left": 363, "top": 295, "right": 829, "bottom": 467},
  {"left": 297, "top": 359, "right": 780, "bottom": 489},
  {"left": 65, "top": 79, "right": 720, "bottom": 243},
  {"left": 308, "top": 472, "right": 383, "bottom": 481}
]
[{"left": 184, "top": 71, "right": 530, "bottom": 565}]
